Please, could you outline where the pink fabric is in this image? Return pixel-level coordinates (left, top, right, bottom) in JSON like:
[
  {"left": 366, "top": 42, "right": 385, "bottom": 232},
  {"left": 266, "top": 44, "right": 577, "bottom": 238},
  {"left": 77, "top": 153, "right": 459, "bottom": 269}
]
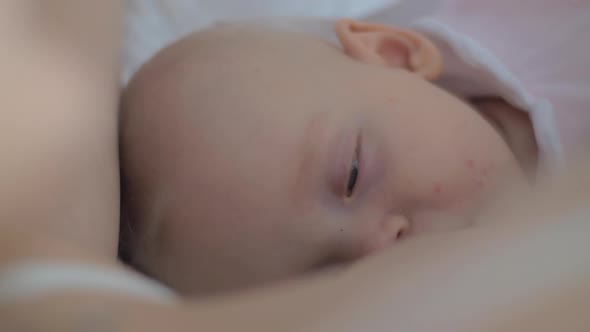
[{"left": 430, "top": 0, "right": 590, "bottom": 161}]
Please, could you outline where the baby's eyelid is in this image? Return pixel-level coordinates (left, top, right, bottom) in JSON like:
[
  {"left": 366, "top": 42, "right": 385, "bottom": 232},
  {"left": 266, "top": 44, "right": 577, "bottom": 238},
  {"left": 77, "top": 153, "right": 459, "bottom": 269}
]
[
  {"left": 345, "top": 134, "right": 362, "bottom": 199},
  {"left": 345, "top": 158, "right": 359, "bottom": 198}
]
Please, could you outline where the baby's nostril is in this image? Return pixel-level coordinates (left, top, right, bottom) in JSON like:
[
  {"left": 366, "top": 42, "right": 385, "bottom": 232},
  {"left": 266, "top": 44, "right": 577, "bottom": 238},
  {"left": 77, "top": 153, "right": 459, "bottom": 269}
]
[
  {"left": 382, "top": 214, "right": 411, "bottom": 242},
  {"left": 396, "top": 220, "right": 411, "bottom": 240},
  {"left": 395, "top": 228, "right": 406, "bottom": 240}
]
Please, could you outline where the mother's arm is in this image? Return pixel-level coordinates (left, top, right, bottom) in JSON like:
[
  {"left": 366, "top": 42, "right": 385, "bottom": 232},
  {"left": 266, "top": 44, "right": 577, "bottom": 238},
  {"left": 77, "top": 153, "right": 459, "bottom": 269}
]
[
  {"left": 0, "top": 1, "right": 123, "bottom": 257},
  {"left": 184, "top": 201, "right": 590, "bottom": 332},
  {"left": 4, "top": 178, "right": 590, "bottom": 331}
]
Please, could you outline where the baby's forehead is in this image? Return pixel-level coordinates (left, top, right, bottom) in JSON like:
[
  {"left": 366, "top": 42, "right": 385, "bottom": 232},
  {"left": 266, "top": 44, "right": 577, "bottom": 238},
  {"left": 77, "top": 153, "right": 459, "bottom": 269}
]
[{"left": 123, "top": 18, "right": 358, "bottom": 185}]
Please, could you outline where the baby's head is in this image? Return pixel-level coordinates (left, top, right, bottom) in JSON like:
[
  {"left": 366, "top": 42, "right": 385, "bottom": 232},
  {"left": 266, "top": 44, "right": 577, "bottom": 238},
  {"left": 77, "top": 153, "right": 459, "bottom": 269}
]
[{"left": 120, "top": 20, "right": 532, "bottom": 295}]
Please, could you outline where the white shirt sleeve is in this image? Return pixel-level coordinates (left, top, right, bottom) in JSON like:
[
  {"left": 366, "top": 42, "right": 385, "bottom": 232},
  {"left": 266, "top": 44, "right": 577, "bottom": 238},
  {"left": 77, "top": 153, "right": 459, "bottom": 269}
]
[{"left": 0, "top": 261, "right": 177, "bottom": 303}]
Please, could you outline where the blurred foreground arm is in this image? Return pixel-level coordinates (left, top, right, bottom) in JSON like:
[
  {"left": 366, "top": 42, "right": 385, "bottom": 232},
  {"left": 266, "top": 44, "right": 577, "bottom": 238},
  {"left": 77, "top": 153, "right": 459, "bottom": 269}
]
[
  {"left": 0, "top": 1, "right": 123, "bottom": 257},
  {"left": 4, "top": 163, "right": 590, "bottom": 332}
]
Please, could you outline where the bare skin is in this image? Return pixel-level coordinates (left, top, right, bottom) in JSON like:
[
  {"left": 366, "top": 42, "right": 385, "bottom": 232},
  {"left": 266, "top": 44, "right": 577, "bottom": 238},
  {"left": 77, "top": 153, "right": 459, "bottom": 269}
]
[
  {"left": 3, "top": 5, "right": 588, "bottom": 332},
  {"left": 0, "top": 1, "right": 123, "bottom": 257},
  {"left": 121, "top": 21, "right": 536, "bottom": 295},
  {"left": 4, "top": 173, "right": 590, "bottom": 332}
]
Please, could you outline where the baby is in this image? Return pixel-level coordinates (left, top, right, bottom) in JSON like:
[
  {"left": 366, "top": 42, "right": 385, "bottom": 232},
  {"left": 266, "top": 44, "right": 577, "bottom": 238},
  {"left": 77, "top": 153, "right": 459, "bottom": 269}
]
[{"left": 119, "top": 0, "right": 590, "bottom": 295}]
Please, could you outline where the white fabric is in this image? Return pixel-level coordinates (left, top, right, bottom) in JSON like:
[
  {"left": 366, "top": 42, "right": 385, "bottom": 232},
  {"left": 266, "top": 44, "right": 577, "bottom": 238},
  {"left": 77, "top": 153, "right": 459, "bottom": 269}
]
[
  {"left": 0, "top": 262, "right": 176, "bottom": 303},
  {"left": 123, "top": 0, "right": 405, "bottom": 83},
  {"left": 425, "top": 0, "right": 590, "bottom": 163}
]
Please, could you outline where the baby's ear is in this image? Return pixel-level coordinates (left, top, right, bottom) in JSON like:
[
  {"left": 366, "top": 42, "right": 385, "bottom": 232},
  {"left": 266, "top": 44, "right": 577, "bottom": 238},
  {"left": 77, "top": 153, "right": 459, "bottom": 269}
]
[{"left": 335, "top": 19, "right": 442, "bottom": 80}]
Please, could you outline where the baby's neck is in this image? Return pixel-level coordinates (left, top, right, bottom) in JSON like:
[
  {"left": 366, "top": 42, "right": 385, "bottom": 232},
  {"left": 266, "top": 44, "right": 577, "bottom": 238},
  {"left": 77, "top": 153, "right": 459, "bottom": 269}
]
[{"left": 471, "top": 98, "right": 538, "bottom": 178}]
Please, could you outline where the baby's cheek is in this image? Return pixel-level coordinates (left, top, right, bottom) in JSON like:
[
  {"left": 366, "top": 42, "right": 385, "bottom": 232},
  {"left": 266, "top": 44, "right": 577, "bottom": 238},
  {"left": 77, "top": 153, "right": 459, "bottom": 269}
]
[
  {"left": 428, "top": 158, "right": 503, "bottom": 213},
  {"left": 461, "top": 158, "right": 498, "bottom": 194},
  {"left": 407, "top": 160, "right": 496, "bottom": 235}
]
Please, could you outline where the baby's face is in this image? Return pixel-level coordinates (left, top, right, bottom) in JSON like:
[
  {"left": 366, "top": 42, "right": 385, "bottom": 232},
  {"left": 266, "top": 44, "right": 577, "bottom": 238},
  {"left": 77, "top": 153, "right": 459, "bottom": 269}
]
[{"left": 122, "top": 22, "right": 529, "bottom": 295}]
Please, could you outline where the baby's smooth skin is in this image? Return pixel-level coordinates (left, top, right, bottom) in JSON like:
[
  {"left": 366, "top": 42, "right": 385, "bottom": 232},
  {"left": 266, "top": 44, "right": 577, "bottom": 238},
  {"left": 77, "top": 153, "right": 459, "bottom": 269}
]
[{"left": 120, "top": 20, "right": 536, "bottom": 295}]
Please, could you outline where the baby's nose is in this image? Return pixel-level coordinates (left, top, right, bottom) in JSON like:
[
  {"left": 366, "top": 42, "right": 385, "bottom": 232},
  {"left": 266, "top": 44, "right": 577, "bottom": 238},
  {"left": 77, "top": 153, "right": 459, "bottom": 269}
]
[
  {"left": 384, "top": 215, "right": 410, "bottom": 240},
  {"left": 369, "top": 214, "right": 410, "bottom": 252}
]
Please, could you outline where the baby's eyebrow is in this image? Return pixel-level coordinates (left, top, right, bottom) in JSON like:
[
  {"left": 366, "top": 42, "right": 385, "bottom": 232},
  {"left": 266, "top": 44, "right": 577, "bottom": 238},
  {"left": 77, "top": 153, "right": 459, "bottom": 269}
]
[{"left": 292, "top": 112, "right": 330, "bottom": 210}]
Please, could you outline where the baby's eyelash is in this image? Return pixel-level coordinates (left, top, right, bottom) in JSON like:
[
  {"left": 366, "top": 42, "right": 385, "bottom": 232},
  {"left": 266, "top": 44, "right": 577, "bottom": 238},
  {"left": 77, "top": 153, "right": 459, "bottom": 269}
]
[
  {"left": 345, "top": 135, "right": 361, "bottom": 198},
  {"left": 345, "top": 158, "right": 358, "bottom": 198}
]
